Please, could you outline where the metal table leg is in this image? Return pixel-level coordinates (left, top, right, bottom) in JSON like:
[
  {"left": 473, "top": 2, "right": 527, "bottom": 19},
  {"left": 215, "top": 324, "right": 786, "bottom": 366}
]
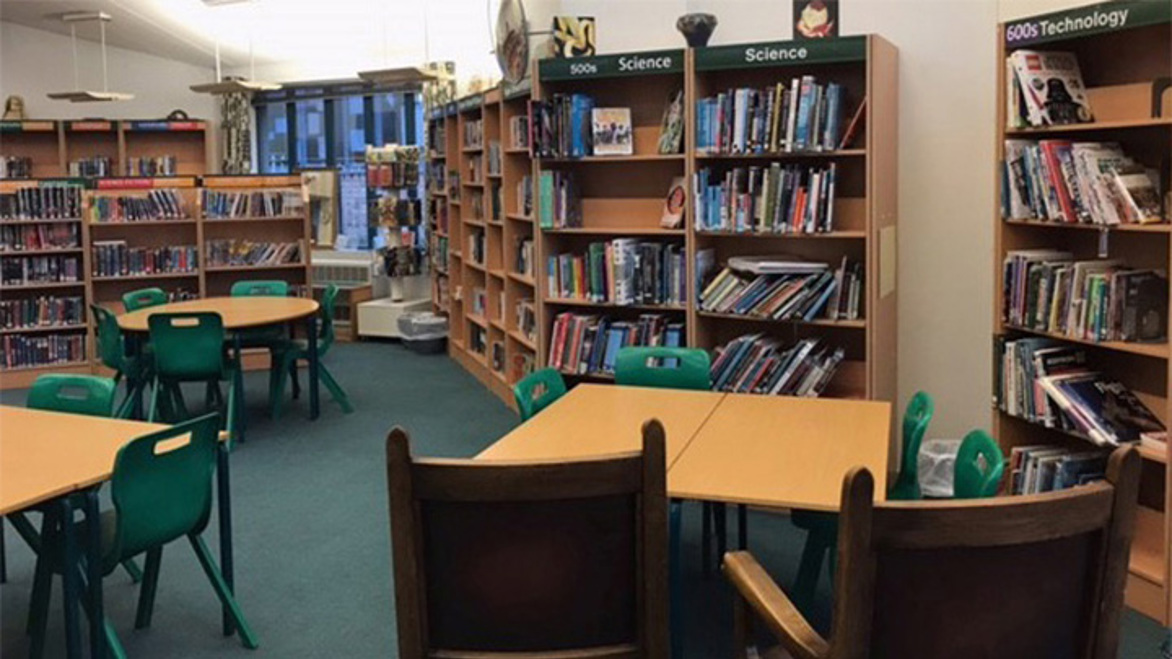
[
  {"left": 59, "top": 497, "right": 82, "bottom": 658},
  {"left": 738, "top": 504, "right": 748, "bottom": 550},
  {"left": 84, "top": 491, "right": 105, "bottom": 659},
  {"left": 217, "top": 442, "right": 236, "bottom": 637},
  {"left": 669, "top": 500, "right": 683, "bottom": 659},
  {"left": 306, "top": 314, "right": 320, "bottom": 420}
]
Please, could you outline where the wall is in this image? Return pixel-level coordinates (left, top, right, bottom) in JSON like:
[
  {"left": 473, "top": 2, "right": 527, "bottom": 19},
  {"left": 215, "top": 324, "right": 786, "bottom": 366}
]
[
  {"left": 544, "top": 0, "right": 1000, "bottom": 438},
  {"left": 0, "top": 21, "right": 216, "bottom": 125}
]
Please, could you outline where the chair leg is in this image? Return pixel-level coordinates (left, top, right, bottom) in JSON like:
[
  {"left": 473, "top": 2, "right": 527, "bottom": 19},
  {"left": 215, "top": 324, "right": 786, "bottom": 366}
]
[
  {"left": 188, "top": 534, "right": 259, "bottom": 649},
  {"left": 318, "top": 365, "right": 354, "bottom": 413},
  {"left": 794, "top": 527, "right": 833, "bottom": 609},
  {"left": 27, "top": 553, "right": 52, "bottom": 640},
  {"left": 76, "top": 566, "right": 128, "bottom": 659},
  {"left": 225, "top": 373, "right": 240, "bottom": 448},
  {"left": 121, "top": 558, "right": 143, "bottom": 583},
  {"left": 147, "top": 377, "right": 162, "bottom": 422},
  {"left": 134, "top": 547, "right": 164, "bottom": 629},
  {"left": 701, "top": 502, "right": 712, "bottom": 577},
  {"left": 169, "top": 382, "right": 190, "bottom": 420},
  {"left": 271, "top": 355, "right": 291, "bottom": 420},
  {"left": 9, "top": 511, "right": 42, "bottom": 552},
  {"left": 290, "top": 359, "right": 301, "bottom": 400},
  {"left": 715, "top": 503, "right": 728, "bottom": 563}
]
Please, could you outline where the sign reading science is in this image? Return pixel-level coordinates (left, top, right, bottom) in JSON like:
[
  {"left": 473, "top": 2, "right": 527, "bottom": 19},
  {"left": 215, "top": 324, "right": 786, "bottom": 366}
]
[
  {"left": 695, "top": 35, "right": 867, "bottom": 72},
  {"left": 539, "top": 49, "right": 683, "bottom": 81}
]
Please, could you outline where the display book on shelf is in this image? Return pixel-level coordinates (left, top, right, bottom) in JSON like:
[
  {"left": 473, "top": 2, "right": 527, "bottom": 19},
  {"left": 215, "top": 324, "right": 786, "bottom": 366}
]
[
  {"left": 0, "top": 174, "right": 312, "bottom": 389},
  {"left": 992, "top": 0, "right": 1172, "bottom": 625},
  {"left": 426, "top": 36, "right": 896, "bottom": 418}
]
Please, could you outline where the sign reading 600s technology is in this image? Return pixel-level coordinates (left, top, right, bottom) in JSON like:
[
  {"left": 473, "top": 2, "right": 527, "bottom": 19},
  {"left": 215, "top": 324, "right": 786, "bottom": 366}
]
[{"left": 1004, "top": 0, "right": 1170, "bottom": 47}]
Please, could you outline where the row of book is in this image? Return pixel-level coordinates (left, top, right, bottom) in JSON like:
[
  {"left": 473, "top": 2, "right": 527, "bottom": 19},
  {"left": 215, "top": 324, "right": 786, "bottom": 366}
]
[
  {"left": 700, "top": 257, "right": 863, "bottom": 322},
  {"left": 468, "top": 156, "right": 484, "bottom": 185},
  {"left": 433, "top": 235, "right": 448, "bottom": 271},
  {"left": 1002, "top": 250, "right": 1167, "bottom": 343},
  {"left": 711, "top": 334, "right": 845, "bottom": 397},
  {"left": 1, "top": 255, "right": 81, "bottom": 286},
  {"left": 446, "top": 169, "right": 461, "bottom": 196},
  {"left": 428, "top": 163, "right": 446, "bottom": 194},
  {"left": 517, "top": 175, "right": 533, "bottom": 217},
  {"left": 0, "top": 223, "right": 81, "bottom": 252},
  {"left": 91, "top": 241, "right": 198, "bottom": 278},
  {"left": 1002, "top": 140, "right": 1162, "bottom": 225},
  {"left": 0, "top": 156, "right": 33, "bottom": 179},
  {"left": 547, "top": 312, "right": 685, "bottom": 376},
  {"left": 529, "top": 95, "right": 593, "bottom": 159},
  {"left": 1, "top": 333, "right": 86, "bottom": 370},
  {"left": 0, "top": 295, "right": 85, "bottom": 330},
  {"left": 126, "top": 155, "right": 178, "bottom": 177},
  {"left": 695, "top": 77, "right": 857, "bottom": 154},
  {"left": 0, "top": 186, "right": 83, "bottom": 221},
  {"left": 366, "top": 145, "right": 421, "bottom": 188},
  {"left": 546, "top": 240, "right": 687, "bottom": 307},
  {"left": 1008, "top": 445, "right": 1108, "bottom": 495},
  {"left": 90, "top": 190, "right": 187, "bottom": 223},
  {"left": 516, "top": 237, "right": 534, "bottom": 277},
  {"left": 694, "top": 164, "right": 839, "bottom": 234},
  {"left": 205, "top": 239, "right": 302, "bottom": 267},
  {"left": 488, "top": 141, "right": 502, "bottom": 176},
  {"left": 69, "top": 156, "right": 114, "bottom": 178},
  {"left": 490, "top": 183, "right": 502, "bottom": 223},
  {"left": 509, "top": 115, "right": 530, "bottom": 151},
  {"left": 995, "top": 337, "right": 1165, "bottom": 446},
  {"left": 1006, "top": 50, "right": 1093, "bottom": 129},
  {"left": 517, "top": 299, "right": 537, "bottom": 342},
  {"left": 464, "top": 119, "right": 484, "bottom": 149},
  {"left": 201, "top": 190, "right": 304, "bottom": 219},
  {"left": 537, "top": 170, "right": 581, "bottom": 229},
  {"left": 468, "top": 230, "right": 486, "bottom": 265},
  {"left": 431, "top": 123, "right": 447, "bottom": 154},
  {"left": 471, "top": 286, "right": 487, "bottom": 318}
]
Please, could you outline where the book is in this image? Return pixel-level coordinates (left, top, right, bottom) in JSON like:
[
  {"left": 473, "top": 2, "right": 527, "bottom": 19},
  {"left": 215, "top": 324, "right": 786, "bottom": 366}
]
[
  {"left": 548, "top": 240, "right": 686, "bottom": 306},
  {"left": 1007, "top": 50, "right": 1093, "bottom": 127},
  {"left": 661, "top": 176, "right": 686, "bottom": 229},
  {"left": 202, "top": 189, "right": 303, "bottom": 219},
  {"left": 0, "top": 185, "right": 83, "bottom": 221},
  {"left": 700, "top": 258, "right": 862, "bottom": 321},
  {"left": 0, "top": 295, "right": 84, "bottom": 330},
  {"left": 1110, "top": 163, "right": 1163, "bottom": 225},
  {"left": 695, "top": 78, "right": 849, "bottom": 154},
  {"left": 91, "top": 241, "right": 198, "bottom": 277},
  {"left": 710, "top": 333, "right": 845, "bottom": 396},
  {"left": 694, "top": 163, "right": 838, "bottom": 234},
  {"left": 1, "top": 332, "right": 86, "bottom": 370},
  {"left": 0, "top": 222, "right": 80, "bottom": 251},
  {"left": 657, "top": 89, "right": 685, "bottom": 155},
  {"left": 1, "top": 254, "right": 81, "bottom": 286},
  {"left": 547, "top": 312, "right": 684, "bottom": 375},
  {"left": 591, "top": 107, "right": 633, "bottom": 156}
]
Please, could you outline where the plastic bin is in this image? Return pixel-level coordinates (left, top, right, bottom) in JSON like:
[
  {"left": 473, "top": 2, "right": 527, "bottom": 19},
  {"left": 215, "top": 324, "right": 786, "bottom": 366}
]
[
  {"left": 398, "top": 312, "right": 448, "bottom": 354},
  {"left": 918, "top": 438, "right": 963, "bottom": 498}
]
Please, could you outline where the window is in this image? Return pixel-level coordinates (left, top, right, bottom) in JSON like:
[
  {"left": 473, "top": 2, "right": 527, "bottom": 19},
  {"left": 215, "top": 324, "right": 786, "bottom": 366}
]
[
  {"left": 372, "top": 93, "right": 402, "bottom": 146},
  {"left": 333, "top": 95, "right": 367, "bottom": 166},
  {"left": 257, "top": 104, "right": 289, "bottom": 174},
  {"left": 295, "top": 99, "right": 328, "bottom": 169}
]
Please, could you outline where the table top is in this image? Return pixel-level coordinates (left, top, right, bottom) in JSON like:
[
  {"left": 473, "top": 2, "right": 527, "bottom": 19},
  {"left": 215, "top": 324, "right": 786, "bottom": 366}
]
[
  {"left": 0, "top": 406, "right": 170, "bottom": 515},
  {"left": 667, "top": 394, "right": 892, "bottom": 511},
  {"left": 477, "top": 384, "right": 726, "bottom": 466},
  {"left": 118, "top": 296, "right": 320, "bottom": 332}
]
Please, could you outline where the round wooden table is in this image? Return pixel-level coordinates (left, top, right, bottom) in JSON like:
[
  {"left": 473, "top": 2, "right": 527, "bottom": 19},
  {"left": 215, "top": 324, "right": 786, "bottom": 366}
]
[{"left": 117, "top": 296, "right": 324, "bottom": 428}]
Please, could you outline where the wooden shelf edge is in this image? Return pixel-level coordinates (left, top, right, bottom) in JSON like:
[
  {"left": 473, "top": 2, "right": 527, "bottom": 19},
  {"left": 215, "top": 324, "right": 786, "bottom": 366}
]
[
  {"left": 1129, "top": 507, "right": 1166, "bottom": 587},
  {"left": 1002, "top": 324, "right": 1169, "bottom": 360}
]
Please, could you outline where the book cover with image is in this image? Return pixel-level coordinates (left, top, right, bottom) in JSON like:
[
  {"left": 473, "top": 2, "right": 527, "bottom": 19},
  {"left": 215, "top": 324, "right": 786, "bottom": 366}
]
[
  {"left": 1008, "top": 50, "right": 1093, "bottom": 127},
  {"left": 591, "top": 108, "right": 633, "bottom": 156}
]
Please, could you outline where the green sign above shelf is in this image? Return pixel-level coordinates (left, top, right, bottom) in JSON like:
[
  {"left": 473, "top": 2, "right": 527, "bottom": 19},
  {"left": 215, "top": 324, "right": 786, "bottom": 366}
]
[
  {"left": 1004, "top": 0, "right": 1170, "bottom": 47},
  {"left": 695, "top": 36, "right": 867, "bottom": 72},
  {"left": 539, "top": 49, "right": 684, "bottom": 82}
]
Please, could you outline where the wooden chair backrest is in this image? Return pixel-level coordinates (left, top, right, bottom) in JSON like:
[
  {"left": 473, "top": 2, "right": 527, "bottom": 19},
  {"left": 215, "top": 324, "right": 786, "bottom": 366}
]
[
  {"left": 385, "top": 421, "right": 669, "bottom": 659},
  {"left": 830, "top": 447, "right": 1140, "bottom": 659}
]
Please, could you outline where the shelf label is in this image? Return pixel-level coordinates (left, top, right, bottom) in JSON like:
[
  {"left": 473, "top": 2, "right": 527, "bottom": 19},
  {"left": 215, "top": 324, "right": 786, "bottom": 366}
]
[
  {"left": 67, "top": 121, "right": 113, "bottom": 132},
  {"left": 0, "top": 120, "right": 56, "bottom": 133},
  {"left": 539, "top": 49, "right": 684, "bottom": 81},
  {"left": 1004, "top": 0, "right": 1170, "bottom": 46},
  {"left": 125, "top": 120, "right": 206, "bottom": 132},
  {"left": 457, "top": 94, "right": 483, "bottom": 113},
  {"left": 696, "top": 36, "right": 867, "bottom": 71},
  {"left": 502, "top": 77, "right": 532, "bottom": 100},
  {"left": 444, "top": 101, "right": 458, "bottom": 117}
]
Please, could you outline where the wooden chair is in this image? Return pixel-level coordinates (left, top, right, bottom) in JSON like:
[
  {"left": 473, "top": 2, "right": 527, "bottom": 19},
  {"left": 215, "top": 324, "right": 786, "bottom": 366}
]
[
  {"left": 385, "top": 421, "right": 670, "bottom": 659},
  {"left": 724, "top": 446, "right": 1141, "bottom": 659}
]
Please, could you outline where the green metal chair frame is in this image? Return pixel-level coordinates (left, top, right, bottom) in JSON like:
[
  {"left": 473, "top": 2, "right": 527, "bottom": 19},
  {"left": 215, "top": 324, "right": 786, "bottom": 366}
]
[
  {"left": 146, "top": 312, "right": 239, "bottom": 443},
  {"left": 954, "top": 429, "right": 1006, "bottom": 499},
  {"left": 28, "top": 414, "right": 258, "bottom": 658},
  {"left": 791, "top": 391, "right": 936, "bottom": 607},
  {"left": 614, "top": 346, "right": 711, "bottom": 390},
  {"left": 269, "top": 285, "right": 353, "bottom": 418},
  {"left": 512, "top": 368, "right": 567, "bottom": 421},
  {"left": 121, "top": 287, "right": 168, "bottom": 313}
]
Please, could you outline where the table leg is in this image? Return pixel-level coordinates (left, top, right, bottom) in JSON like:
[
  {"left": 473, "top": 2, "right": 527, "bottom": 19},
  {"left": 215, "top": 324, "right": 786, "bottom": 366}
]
[
  {"left": 217, "top": 443, "right": 236, "bottom": 637},
  {"left": 738, "top": 504, "right": 748, "bottom": 551},
  {"left": 85, "top": 491, "right": 105, "bottom": 659},
  {"left": 233, "top": 333, "right": 246, "bottom": 444},
  {"left": 669, "top": 500, "right": 683, "bottom": 659},
  {"left": 59, "top": 497, "right": 82, "bottom": 658},
  {"left": 127, "top": 334, "right": 146, "bottom": 420},
  {"left": 306, "top": 314, "right": 320, "bottom": 420}
]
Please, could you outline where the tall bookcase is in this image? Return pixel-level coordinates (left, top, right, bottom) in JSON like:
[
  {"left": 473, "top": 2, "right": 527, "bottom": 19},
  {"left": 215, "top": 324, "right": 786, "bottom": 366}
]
[
  {"left": 430, "top": 36, "right": 897, "bottom": 421},
  {"left": 501, "top": 79, "right": 540, "bottom": 387},
  {"left": 993, "top": 2, "right": 1172, "bottom": 623}
]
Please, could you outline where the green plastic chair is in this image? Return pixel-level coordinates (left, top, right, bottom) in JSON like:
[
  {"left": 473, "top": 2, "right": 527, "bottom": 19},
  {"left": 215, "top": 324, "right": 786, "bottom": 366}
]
[
  {"left": 230, "top": 280, "right": 289, "bottom": 297},
  {"left": 92, "top": 304, "right": 152, "bottom": 418},
  {"left": 147, "top": 312, "right": 239, "bottom": 443},
  {"left": 269, "top": 285, "right": 353, "bottom": 418},
  {"left": 28, "top": 414, "right": 258, "bottom": 658},
  {"left": 614, "top": 346, "right": 710, "bottom": 390},
  {"left": 121, "top": 287, "right": 168, "bottom": 312},
  {"left": 954, "top": 430, "right": 1006, "bottom": 499},
  {"left": 513, "top": 368, "right": 568, "bottom": 421},
  {"left": 791, "top": 391, "right": 936, "bottom": 606}
]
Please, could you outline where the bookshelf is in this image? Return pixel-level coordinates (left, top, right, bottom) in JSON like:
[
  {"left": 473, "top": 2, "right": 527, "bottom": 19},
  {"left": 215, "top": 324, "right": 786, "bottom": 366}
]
[
  {"left": 1, "top": 121, "right": 64, "bottom": 177},
  {"left": 501, "top": 78, "right": 539, "bottom": 390},
  {"left": 0, "top": 119, "right": 210, "bottom": 179},
  {"left": 993, "top": 2, "right": 1171, "bottom": 624}
]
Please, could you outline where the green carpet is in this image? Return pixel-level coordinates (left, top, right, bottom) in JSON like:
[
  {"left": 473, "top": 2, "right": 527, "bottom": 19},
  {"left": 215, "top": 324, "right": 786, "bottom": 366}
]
[{"left": 0, "top": 341, "right": 1165, "bottom": 657}]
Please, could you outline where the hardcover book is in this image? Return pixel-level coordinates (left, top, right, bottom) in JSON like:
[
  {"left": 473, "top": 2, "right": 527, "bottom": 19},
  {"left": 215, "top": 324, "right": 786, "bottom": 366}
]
[{"left": 591, "top": 108, "right": 633, "bottom": 156}]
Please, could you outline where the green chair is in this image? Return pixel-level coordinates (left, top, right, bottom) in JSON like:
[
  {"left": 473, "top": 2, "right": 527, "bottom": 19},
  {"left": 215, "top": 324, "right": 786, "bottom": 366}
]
[
  {"left": 92, "top": 304, "right": 152, "bottom": 418},
  {"left": 269, "top": 285, "right": 353, "bottom": 418},
  {"left": 147, "top": 312, "right": 239, "bottom": 443},
  {"left": 121, "top": 287, "right": 168, "bottom": 313},
  {"left": 614, "top": 346, "right": 711, "bottom": 390},
  {"left": 230, "top": 280, "right": 289, "bottom": 297},
  {"left": 28, "top": 413, "right": 258, "bottom": 658},
  {"left": 954, "top": 429, "right": 1005, "bottom": 499},
  {"left": 791, "top": 391, "right": 936, "bottom": 606},
  {"left": 513, "top": 368, "right": 567, "bottom": 421}
]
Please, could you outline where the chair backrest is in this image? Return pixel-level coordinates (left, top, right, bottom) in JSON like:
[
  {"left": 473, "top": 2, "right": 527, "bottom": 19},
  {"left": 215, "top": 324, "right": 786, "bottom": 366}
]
[
  {"left": 512, "top": 368, "right": 568, "bottom": 421},
  {"left": 614, "top": 346, "right": 710, "bottom": 391},
  {"left": 386, "top": 421, "right": 669, "bottom": 659},
  {"left": 148, "top": 312, "right": 225, "bottom": 380},
  {"left": 827, "top": 447, "right": 1140, "bottom": 659},
  {"left": 90, "top": 304, "right": 125, "bottom": 372},
  {"left": 317, "top": 284, "right": 338, "bottom": 355},
  {"left": 121, "top": 287, "right": 168, "bottom": 312},
  {"left": 230, "top": 279, "right": 290, "bottom": 297},
  {"left": 27, "top": 374, "right": 116, "bottom": 418},
  {"left": 888, "top": 390, "right": 934, "bottom": 501},
  {"left": 953, "top": 429, "right": 1005, "bottom": 499},
  {"left": 108, "top": 413, "right": 220, "bottom": 564}
]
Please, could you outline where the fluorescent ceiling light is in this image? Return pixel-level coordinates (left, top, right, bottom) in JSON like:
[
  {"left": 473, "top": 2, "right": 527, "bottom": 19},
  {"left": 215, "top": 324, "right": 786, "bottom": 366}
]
[
  {"left": 47, "top": 12, "right": 135, "bottom": 103},
  {"left": 356, "top": 66, "right": 448, "bottom": 86},
  {"left": 47, "top": 91, "right": 135, "bottom": 102}
]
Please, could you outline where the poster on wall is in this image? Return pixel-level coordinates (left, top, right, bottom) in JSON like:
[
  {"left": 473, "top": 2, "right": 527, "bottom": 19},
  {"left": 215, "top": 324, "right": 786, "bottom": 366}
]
[
  {"left": 552, "top": 16, "right": 596, "bottom": 58},
  {"left": 794, "top": 0, "right": 838, "bottom": 39}
]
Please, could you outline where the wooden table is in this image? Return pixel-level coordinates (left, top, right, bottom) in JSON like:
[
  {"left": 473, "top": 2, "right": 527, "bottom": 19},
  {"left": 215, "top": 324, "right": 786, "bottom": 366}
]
[
  {"left": 118, "top": 297, "right": 323, "bottom": 429},
  {"left": 477, "top": 384, "right": 726, "bottom": 465},
  {"left": 0, "top": 406, "right": 239, "bottom": 659}
]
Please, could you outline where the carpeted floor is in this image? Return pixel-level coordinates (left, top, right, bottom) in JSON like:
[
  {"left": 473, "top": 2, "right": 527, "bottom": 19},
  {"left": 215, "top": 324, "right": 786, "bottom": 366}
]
[{"left": 1, "top": 341, "right": 1166, "bottom": 657}]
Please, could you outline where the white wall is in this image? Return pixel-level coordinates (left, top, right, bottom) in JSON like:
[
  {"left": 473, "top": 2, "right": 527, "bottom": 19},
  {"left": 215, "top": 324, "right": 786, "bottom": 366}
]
[
  {"left": 0, "top": 21, "right": 216, "bottom": 123},
  {"left": 545, "top": 0, "right": 1000, "bottom": 438}
]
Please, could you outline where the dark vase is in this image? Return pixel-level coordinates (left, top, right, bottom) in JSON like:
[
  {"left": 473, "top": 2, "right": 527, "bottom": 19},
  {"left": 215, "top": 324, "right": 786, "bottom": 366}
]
[{"left": 676, "top": 13, "right": 718, "bottom": 48}]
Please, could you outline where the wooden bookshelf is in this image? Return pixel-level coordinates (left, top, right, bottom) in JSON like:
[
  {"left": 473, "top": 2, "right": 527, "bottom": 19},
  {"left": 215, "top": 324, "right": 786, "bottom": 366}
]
[
  {"left": 993, "top": 1, "right": 1172, "bottom": 624},
  {"left": 0, "top": 119, "right": 210, "bottom": 179},
  {"left": 429, "top": 38, "right": 898, "bottom": 423},
  {"left": 0, "top": 121, "right": 64, "bottom": 177}
]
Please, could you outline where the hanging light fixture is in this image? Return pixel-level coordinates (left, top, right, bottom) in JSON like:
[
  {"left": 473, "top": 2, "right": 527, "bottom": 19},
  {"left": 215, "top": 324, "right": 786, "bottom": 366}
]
[
  {"left": 47, "top": 12, "right": 135, "bottom": 102},
  {"left": 190, "top": 0, "right": 281, "bottom": 95},
  {"left": 356, "top": 1, "right": 450, "bottom": 86}
]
